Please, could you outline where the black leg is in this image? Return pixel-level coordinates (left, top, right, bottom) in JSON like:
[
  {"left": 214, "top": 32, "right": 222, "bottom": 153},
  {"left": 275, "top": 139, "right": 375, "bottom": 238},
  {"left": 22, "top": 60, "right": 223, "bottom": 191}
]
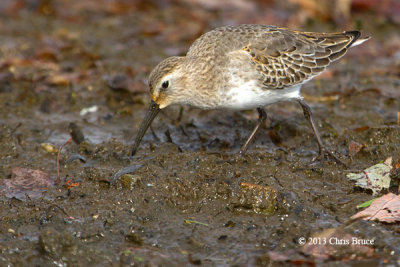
[
  {"left": 239, "top": 108, "right": 267, "bottom": 155},
  {"left": 297, "top": 99, "right": 347, "bottom": 166}
]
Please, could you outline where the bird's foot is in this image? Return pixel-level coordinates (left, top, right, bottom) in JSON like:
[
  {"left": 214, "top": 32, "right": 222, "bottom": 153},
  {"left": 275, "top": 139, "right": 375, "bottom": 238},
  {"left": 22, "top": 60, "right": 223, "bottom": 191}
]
[{"left": 313, "top": 147, "right": 348, "bottom": 168}]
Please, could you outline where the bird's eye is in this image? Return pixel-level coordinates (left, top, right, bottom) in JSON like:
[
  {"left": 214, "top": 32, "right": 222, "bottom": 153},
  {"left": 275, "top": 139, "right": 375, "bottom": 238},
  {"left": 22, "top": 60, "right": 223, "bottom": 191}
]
[{"left": 161, "top": 81, "right": 169, "bottom": 89}]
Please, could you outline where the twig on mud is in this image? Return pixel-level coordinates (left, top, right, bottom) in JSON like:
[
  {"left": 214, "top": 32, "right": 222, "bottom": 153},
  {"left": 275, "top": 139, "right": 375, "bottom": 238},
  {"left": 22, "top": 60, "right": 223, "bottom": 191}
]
[
  {"left": 356, "top": 197, "right": 379, "bottom": 209},
  {"left": 46, "top": 203, "right": 69, "bottom": 217},
  {"left": 184, "top": 219, "right": 209, "bottom": 227},
  {"left": 10, "top": 122, "right": 22, "bottom": 135},
  {"left": 56, "top": 137, "right": 72, "bottom": 184}
]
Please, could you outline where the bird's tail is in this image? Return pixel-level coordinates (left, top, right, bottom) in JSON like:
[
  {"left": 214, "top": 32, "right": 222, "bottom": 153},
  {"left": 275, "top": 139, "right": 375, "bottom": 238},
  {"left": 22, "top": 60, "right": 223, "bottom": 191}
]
[{"left": 350, "top": 36, "right": 370, "bottom": 47}]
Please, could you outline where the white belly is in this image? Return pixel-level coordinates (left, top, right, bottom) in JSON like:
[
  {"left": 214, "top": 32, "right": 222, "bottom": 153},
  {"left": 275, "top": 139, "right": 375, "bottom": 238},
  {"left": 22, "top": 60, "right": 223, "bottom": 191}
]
[{"left": 220, "top": 81, "right": 302, "bottom": 110}]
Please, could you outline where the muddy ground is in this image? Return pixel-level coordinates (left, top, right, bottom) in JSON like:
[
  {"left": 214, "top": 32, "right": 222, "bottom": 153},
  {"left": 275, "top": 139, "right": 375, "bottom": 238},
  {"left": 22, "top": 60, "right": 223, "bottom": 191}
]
[{"left": 0, "top": 1, "right": 399, "bottom": 266}]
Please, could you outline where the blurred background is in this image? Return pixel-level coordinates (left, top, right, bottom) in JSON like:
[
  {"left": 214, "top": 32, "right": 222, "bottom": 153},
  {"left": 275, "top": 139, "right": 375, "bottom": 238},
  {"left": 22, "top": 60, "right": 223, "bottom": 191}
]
[{"left": 0, "top": 0, "right": 398, "bottom": 95}]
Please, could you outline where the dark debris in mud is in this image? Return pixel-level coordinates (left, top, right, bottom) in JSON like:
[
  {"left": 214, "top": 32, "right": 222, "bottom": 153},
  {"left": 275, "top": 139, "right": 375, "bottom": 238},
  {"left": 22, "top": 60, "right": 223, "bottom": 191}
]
[{"left": 0, "top": 0, "right": 400, "bottom": 266}]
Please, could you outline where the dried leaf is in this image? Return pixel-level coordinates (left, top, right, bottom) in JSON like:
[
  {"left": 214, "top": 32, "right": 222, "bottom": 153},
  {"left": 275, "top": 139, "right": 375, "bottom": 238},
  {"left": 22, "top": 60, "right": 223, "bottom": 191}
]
[
  {"left": 352, "top": 0, "right": 400, "bottom": 24},
  {"left": 348, "top": 141, "right": 363, "bottom": 157},
  {"left": 333, "top": 0, "right": 351, "bottom": 26},
  {"left": 0, "top": 167, "right": 54, "bottom": 200},
  {"left": 395, "top": 162, "right": 400, "bottom": 170},
  {"left": 351, "top": 193, "right": 400, "bottom": 223},
  {"left": 265, "top": 250, "right": 312, "bottom": 265},
  {"left": 346, "top": 157, "right": 392, "bottom": 195},
  {"left": 64, "top": 179, "right": 80, "bottom": 190},
  {"left": 35, "top": 50, "right": 58, "bottom": 62},
  {"left": 353, "top": 126, "right": 370, "bottom": 132},
  {"left": 180, "top": 0, "right": 255, "bottom": 10},
  {"left": 47, "top": 74, "right": 69, "bottom": 86},
  {"left": 289, "top": 0, "right": 331, "bottom": 20},
  {"left": 47, "top": 72, "right": 84, "bottom": 86}
]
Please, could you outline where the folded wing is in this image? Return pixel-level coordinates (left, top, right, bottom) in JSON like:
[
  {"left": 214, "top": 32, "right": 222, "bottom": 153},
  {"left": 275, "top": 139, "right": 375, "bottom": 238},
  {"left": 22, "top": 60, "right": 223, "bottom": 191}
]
[{"left": 244, "top": 28, "right": 363, "bottom": 89}]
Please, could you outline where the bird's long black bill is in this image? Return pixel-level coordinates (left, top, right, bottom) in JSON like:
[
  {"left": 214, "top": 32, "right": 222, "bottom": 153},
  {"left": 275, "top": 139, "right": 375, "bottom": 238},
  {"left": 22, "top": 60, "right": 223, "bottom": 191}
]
[{"left": 130, "top": 100, "right": 160, "bottom": 156}]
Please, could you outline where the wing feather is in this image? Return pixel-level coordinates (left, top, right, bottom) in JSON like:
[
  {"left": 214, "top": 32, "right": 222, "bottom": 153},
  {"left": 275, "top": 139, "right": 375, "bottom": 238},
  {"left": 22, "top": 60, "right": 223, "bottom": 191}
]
[{"left": 244, "top": 28, "right": 361, "bottom": 89}]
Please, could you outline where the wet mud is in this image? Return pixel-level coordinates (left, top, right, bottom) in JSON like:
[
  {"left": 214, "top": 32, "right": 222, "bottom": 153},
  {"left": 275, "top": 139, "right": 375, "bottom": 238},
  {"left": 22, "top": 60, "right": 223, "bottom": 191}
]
[{"left": 0, "top": 1, "right": 400, "bottom": 266}]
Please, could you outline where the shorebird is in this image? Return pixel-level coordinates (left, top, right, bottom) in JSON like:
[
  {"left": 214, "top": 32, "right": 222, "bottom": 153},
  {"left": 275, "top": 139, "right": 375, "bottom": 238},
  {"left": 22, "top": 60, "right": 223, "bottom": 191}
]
[{"left": 129, "top": 24, "right": 369, "bottom": 163}]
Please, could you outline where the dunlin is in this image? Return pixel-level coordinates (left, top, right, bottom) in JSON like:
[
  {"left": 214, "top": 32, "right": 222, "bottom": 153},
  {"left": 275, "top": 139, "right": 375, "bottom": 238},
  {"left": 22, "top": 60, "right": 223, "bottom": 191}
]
[{"left": 130, "top": 24, "right": 369, "bottom": 163}]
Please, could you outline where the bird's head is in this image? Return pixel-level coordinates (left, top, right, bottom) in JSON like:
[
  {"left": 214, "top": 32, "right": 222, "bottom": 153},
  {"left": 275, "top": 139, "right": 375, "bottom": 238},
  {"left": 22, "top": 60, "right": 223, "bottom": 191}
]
[
  {"left": 148, "top": 56, "right": 186, "bottom": 109},
  {"left": 130, "top": 56, "right": 185, "bottom": 156}
]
